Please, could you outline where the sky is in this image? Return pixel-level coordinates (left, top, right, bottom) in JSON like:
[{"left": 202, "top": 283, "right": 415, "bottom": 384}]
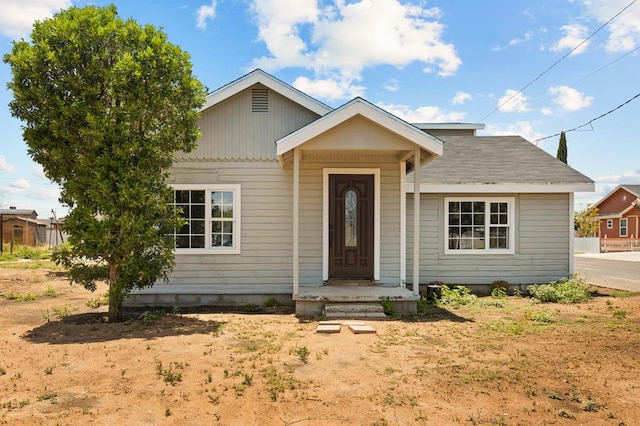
[{"left": 1, "top": 0, "right": 639, "bottom": 219}]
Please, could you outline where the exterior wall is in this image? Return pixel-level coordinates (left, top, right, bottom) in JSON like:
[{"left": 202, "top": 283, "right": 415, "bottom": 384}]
[
  {"left": 407, "top": 192, "right": 572, "bottom": 286},
  {"left": 1, "top": 218, "right": 47, "bottom": 246},
  {"left": 297, "top": 161, "right": 402, "bottom": 286},
  {"left": 177, "top": 84, "right": 320, "bottom": 161},
  {"left": 596, "top": 188, "right": 637, "bottom": 215},
  {"left": 154, "top": 160, "right": 294, "bottom": 294},
  {"left": 600, "top": 214, "right": 639, "bottom": 239}
]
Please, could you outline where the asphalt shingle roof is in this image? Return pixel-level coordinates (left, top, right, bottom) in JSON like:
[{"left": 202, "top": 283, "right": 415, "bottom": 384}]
[{"left": 417, "top": 135, "right": 593, "bottom": 185}]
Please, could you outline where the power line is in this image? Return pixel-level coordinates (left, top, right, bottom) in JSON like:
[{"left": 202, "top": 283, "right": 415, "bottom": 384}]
[
  {"left": 572, "top": 45, "right": 640, "bottom": 86},
  {"left": 533, "top": 91, "right": 640, "bottom": 144},
  {"left": 479, "top": 0, "right": 637, "bottom": 122}
]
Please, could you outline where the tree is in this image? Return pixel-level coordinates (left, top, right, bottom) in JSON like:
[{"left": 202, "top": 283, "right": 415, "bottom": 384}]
[
  {"left": 556, "top": 131, "right": 567, "bottom": 164},
  {"left": 574, "top": 205, "right": 599, "bottom": 237},
  {"left": 4, "top": 5, "right": 206, "bottom": 321}
]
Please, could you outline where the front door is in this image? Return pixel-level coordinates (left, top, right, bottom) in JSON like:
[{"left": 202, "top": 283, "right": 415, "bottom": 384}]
[{"left": 328, "top": 174, "right": 374, "bottom": 279}]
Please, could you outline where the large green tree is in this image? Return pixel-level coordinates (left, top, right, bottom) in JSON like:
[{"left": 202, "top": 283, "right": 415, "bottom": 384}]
[{"left": 4, "top": 5, "right": 206, "bottom": 321}]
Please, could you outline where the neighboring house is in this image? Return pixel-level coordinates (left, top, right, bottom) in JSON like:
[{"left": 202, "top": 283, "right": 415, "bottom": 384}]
[
  {"left": 127, "top": 69, "right": 594, "bottom": 314},
  {"left": 592, "top": 185, "right": 640, "bottom": 250},
  {"left": 0, "top": 207, "right": 48, "bottom": 247}
]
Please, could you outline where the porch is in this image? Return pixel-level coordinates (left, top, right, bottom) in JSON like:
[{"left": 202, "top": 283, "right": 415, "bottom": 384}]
[{"left": 294, "top": 284, "right": 419, "bottom": 316}]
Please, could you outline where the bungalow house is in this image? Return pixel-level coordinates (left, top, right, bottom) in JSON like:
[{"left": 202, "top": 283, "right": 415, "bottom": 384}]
[
  {"left": 592, "top": 185, "right": 640, "bottom": 251},
  {"left": 127, "top": 69, "right": 594, "bottom": 314}
]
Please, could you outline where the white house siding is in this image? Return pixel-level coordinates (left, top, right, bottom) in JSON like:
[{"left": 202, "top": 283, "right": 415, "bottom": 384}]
[
  {"left": 297, "top": 161, "right": 402, "bottom": 286},
  {"left": 177, "top": 84, "right": 321, "bottom": 161},
  {"left": 163, "top": 160, "right": 294, "bottom": 293},
  {"left": 406, "top": 192, "right": 571, "bottom": 285}
]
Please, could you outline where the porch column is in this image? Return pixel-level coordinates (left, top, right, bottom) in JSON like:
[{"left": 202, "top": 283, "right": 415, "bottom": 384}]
[
  {"left": 413, "top": 147, "right": 421, "bottom": 296},
  {"left": 569, "top": 192, "right": 574, "bottom": 276},
  {"left": 293, "top": 148, "right": 300, "bottom": 296}
]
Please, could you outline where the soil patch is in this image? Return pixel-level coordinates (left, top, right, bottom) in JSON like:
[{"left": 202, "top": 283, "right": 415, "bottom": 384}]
[{"left": 1, "top": 267, "right": 639, "bottom": 425}]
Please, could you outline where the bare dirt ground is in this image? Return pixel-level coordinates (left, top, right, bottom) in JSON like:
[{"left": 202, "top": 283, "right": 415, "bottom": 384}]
[{"left": 1, "top": 265, "right": 639, "bottom": 426}]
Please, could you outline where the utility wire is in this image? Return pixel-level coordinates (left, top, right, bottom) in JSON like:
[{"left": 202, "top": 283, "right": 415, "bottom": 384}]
[
  {"left": 479, "top": 0, "right": 638, "bottom": 122},
  {"left": 533, "top": 91, "right": 640, "bottom": 144},
  {"left": 571, "top": 45, "right": 640, "bottom": 86}
]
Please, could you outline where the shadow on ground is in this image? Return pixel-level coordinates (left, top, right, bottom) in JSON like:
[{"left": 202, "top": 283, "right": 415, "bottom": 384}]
[{"left": 22, "top": 312, "right": 225, "bottom": 345}]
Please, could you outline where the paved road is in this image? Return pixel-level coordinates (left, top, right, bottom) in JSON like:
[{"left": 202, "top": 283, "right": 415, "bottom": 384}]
[{"left": 574, "top": 252, "right": 640, "bottom": 291}]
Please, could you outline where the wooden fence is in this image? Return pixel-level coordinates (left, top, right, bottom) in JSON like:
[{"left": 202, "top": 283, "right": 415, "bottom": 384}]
[{"left": 601, "top": 237, "right": 640, "bottom": 253}]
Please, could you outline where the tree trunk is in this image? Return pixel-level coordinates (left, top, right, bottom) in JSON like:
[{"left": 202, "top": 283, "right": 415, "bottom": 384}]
[{"left": 108, "top": 263, "right": 124, "bottom": 322}]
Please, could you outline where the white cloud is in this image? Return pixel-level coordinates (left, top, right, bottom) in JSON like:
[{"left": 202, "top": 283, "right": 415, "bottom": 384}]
[
  {"left": 33, "top": 165, "right": 46, "bottom": 178},
  {"left": 549, "top": 24, "right": 590, "bottom": 55},
  {"left": 541, "top": 107, "right": 553, "bottom": 116},
  {"left": 595, "top": 169, "right": 640, "bottom": 184},
  {"left": 11, "top": 178, "right": 30, "bottom": 190},
  {"left": 0, "top": 156, "right": 15, "bottom": 172},
  {"left": 497, "top": 89, "right": 530, "bottom": 113},
  {"left": 451, "top": 91, "right": 471, "bottom": 105},
  {"left": 196, "top": 1, "right": 217, "bottom": 30},
  {"left": 0, "top": 0, "right": 71, "bottom": 39},
  {"left": 250, "top": 0, "right": 461, "bottom": 101},
  {"left": 384, "top": 78, "right": 399, "bottom": 92},
  {"left": 377, "top": 102, "right": 466, "bottom": 123},
  {"left": 293, "top": 75, "right": 365, "bottom": 101},
  {"left": 483, "top": 121, "right": 544, "bottom": 143},
  {"left": 548, "top": 85, "right": 593, "bottom": 112},
  {"left": 582, "top": 0, "right": 640, "bottom": 52},
  {"left": 492, "top": 30, "right": 534, "bottom": 51}
]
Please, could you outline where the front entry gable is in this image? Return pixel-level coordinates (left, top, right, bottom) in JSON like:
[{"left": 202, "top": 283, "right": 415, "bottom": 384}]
[{"left": 276, "top": 98, "right": 443, "bottom": 167}]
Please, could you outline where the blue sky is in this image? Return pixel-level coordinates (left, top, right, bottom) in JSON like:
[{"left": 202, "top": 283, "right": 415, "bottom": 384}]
[{"left": 1, "top": 0, "right": 639, "bottom": 218}]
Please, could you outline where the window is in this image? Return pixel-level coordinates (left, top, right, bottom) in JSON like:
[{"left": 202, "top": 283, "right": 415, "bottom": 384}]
[
  {"left": 445, "top": 198, "right": 514, "bottom": 254},
  {"left": 620, "top": 218, "right": 628, "bottom": 237},
  {"left": 170, "top": 185, "right": 241, "bottom": 254},
  {"left": 607, "top": 219, "right": 613, "bottom": 229}
]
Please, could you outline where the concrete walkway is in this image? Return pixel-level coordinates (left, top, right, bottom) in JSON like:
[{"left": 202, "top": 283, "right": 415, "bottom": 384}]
[{"left": 574, "top": 252, "right": 640, "bottom": 291}]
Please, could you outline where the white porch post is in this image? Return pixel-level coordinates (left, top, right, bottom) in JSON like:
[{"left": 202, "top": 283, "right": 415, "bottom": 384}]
[
  {"left": 400, "top": 161, "right": 407, "bottom": 287},
  {"left": 293, "top": 148, "right": 300, "bottom": 296},
  {"left": 569, "top": 192, "right": 574, "bottom": 276},
  {"left": 413, "top": 148, "right": 421, "bottom": 296}
]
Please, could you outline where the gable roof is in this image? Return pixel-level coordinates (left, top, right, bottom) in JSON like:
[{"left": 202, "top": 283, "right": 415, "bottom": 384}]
[
  {"left": 276, "top": 97, "right": 444, "bottom": 163},
  {"left": 409, "top": 135, "right": 594, "bottom": 193},
  {"left": 592, "top": 184, "right": 640, "bottom": 210},
  {"left": 201, "top": 69, "right": 332, "bottom": 116}
]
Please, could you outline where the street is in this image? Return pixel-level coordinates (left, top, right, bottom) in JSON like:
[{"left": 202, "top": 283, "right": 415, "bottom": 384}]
[{"left": 574, "top": 252, "right": 640, "bottom": 291}]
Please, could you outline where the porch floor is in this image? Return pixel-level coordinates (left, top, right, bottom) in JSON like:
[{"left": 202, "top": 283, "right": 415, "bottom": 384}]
[{"left": 294, "top": 285, "right": 419, "bottom": 302}]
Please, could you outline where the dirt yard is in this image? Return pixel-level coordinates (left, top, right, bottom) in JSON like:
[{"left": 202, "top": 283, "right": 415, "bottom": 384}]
[{"left": 1, "top": 265, "right": 639, "bottom": 425}]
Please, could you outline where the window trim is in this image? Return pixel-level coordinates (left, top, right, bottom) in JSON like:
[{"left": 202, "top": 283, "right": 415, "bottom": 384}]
[
  {"left": 171, "top": 184, "right": 241, "bottom": 255},
  {"left": 444, "top": 197, "right": 515, "bottom": 255},
  {"left": 620, "top": 218, "right": 628, "bottom": 237}
]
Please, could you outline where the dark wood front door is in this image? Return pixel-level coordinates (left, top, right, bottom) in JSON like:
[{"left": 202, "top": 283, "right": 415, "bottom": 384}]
[{"left": 328, "top": 174, "right": 374, "bottom": 279}]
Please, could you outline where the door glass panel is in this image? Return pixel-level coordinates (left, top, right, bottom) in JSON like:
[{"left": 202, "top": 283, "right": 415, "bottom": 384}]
[{"left": 345, "top": 189, "right": 358, "bottom": 247}]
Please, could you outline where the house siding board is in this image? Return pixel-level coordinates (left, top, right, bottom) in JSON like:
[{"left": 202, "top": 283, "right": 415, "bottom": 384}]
[
  {"left": 177, "top": 84, "right": 320, "bottom": 161},
  {"left": 407, "top": 193, "right": 571, "bottom": 285},
  {"left": 164, "top": 161, "right": 294, "bottom": 289}
]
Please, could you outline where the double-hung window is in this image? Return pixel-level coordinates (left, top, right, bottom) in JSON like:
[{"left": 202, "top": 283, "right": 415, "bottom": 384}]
[
  {"left": 445, "top": 197, "right": 515, "bottom": 254},
  {"left": 620, "top": 218, "right": 628, "bottom": 237},
  {"left": 170, "top": 184, "right": 241, "bottom": 254}
]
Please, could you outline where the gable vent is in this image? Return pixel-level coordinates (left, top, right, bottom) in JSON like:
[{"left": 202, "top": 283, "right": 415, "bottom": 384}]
[{"left": 252, "top": 87, "right": 269, "bottom": 113}]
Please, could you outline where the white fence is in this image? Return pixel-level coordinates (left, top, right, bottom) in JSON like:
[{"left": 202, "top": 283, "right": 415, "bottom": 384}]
[{"left": 574, "top": 237, "right": 600, "bottom": 254}]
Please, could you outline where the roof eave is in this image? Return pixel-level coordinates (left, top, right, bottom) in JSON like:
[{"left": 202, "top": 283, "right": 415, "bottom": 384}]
[{"left": 406, "top": 182, "right": 595, "bottom": 193}]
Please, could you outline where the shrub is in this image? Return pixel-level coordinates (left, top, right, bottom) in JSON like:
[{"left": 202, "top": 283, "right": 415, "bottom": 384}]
[
  {"left": 491, "top": 280, "right": 509, "bottom": 292},
  {"left": 528, "top": 276, "right": 591, "bottom": 303},
  {"left": 438, "top": 285, "right": 477, "bottom": 307}
]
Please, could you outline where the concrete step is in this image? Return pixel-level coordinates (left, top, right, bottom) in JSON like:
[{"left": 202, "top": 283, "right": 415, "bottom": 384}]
[{"left": 323, "top": 303, "right": 387, "bottom": 318}]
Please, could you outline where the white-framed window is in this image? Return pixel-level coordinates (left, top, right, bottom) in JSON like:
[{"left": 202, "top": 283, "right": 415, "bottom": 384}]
[
  {"left": 445, "top": 197, "right": 515, "bottom": 254},
  {"left": 607, "top": 219, "right": 613, "bottom": 229},
  {"left": 620, "top": 218, "right": 628, "bottom": 237},
  {"left": 170, "top": 184, "right": 241, "bottom": 254}
]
